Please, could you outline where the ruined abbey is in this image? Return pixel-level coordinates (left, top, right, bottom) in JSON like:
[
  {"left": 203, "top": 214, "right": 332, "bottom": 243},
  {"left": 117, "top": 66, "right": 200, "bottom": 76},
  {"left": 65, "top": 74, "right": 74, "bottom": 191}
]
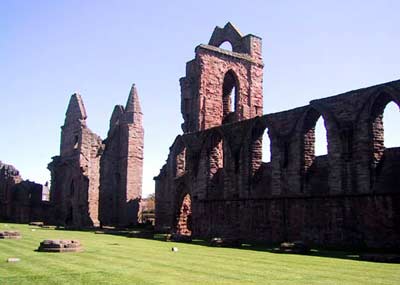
[
  {"left": 0, "top": 85, "right": 144, "bottom": 228},
  {"left": 154, "top": 23, "right": 400, "bottom": 249},
  {"left": 0, "top": 23, "right": 399, "bottom": 250}
]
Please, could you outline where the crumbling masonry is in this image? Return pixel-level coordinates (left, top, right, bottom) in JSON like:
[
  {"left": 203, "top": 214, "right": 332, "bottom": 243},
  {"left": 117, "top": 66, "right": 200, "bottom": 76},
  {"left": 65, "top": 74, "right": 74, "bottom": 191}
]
[
  {"left": 0, "top": 161, "right": 50, "bottom": 223},
  {"left": 48, "top": 85, "right": 143, "bottom": 227},
  {"left": 155, "top": 23, "right": 400, "bottom": 249}
]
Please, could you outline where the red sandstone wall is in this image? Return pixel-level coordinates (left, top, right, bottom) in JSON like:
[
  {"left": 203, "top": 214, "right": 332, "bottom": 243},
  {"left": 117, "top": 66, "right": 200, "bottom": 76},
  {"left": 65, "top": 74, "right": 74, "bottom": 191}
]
[{"left": 155, "top": 79, "right": 400, "bottom": 249}]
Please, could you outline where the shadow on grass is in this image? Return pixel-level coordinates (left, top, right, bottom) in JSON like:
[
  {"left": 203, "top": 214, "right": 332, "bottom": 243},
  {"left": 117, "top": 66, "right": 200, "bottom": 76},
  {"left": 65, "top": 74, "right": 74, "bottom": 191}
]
[{"left": 37, "top": 224, "right": 400, "bottom": 264}]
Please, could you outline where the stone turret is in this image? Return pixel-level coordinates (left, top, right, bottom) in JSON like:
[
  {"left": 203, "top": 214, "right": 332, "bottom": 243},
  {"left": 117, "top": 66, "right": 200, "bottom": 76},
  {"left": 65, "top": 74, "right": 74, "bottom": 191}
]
[
  {"left": 124, "top": 84, "right": 142, "bottom": 124},
  {"left": 99, "top": 84, "right": 144, "bottom": 227},
  {"left": 180, "top": 22, "right": 263, "bottom": 133}
]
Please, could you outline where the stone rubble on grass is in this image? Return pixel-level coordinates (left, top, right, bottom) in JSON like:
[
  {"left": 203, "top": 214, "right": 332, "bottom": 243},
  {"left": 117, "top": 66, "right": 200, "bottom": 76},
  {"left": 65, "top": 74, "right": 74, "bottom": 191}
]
[
  {"left": 37, "top": 239, "right": 82, "bottom": 253},
  {"left": 0, "top": 231, "right": 22, "bottom": 239},
  {"left": 210, "top": 237, "right": 242, "bottom": 247},
  {"left": 29, "top": 221, "right": 44, "bottom": 227}
]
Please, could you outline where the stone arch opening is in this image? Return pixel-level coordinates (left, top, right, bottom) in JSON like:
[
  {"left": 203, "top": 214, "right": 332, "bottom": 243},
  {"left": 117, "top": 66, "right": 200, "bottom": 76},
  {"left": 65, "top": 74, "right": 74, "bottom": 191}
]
[
  {"left": 175, "top": 193, "right": 192, "bottom": 236},
  {"left": 315, "top": 116, "right": 328, "bottom": 156},
  {"left": 371, "top": 94, "right": 400, "bottom": 165},
  {"left": 219, "top": 41, "right": 233, "bottom": 51},
  {"left": 73, "top": 134, "right": 79, "bottom": 149},
  {"left": 249, "top": 121, "right": 271, "bottom": 182},
  {"left": 262, "top": 129, "right": 271, "bottom": 163},
  {"left": 249, "top": 123, "right": 269, "bottom": 176},
  {"left": 302, "top": 108, "right": 328, "bottom": 172},
  {"left": 222, "top": 70, "right": 239, "bottom": 123},
  {"left": 382, "top": 101, "right": 400, "bottom": 148}
]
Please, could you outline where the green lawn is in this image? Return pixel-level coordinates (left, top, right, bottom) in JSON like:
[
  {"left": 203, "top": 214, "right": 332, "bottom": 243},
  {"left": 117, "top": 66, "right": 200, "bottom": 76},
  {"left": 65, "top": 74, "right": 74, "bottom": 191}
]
[{"left": 0, "top": 223, "right": 398, "bottom": 284}]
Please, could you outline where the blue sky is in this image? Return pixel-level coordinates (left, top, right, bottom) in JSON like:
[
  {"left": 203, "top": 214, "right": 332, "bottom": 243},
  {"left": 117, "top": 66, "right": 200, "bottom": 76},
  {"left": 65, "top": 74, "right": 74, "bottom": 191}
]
[{"left": 1, "top": 0, "right": 399, "bottom": 196}]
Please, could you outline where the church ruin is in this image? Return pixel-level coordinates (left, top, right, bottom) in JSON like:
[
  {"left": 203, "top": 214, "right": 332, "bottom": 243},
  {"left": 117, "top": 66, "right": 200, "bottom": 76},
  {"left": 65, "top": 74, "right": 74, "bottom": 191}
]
[
  {"left": 0, "top": 161, "right": 50, "bottom": 223},
  {"left": 155, "top": 23, "right": 400, "bottom": 249},
  {"left": 48, "top": 85, "right": 144, "bottom": 227}
]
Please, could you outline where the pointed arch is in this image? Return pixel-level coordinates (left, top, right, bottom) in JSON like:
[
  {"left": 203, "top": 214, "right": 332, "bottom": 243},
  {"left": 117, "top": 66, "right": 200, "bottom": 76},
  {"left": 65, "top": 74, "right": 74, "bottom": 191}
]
[
  {"left": 315, "top": 116, "right": 328, "bottom": 155},
  {"left": 300, "top": 107, "right": 329, "bottom": 171},
  {"left": 173, "top": 182, "right": 192, "bottom": 236},
  {"left": 208, "top": 22, "right": 244, "bottom": 52},
  {"left": 383, "top": 102, "right": 400, "bottom": 148},
  {"left": 249, "top": 119, "right": 268, "bottom": 176},
  {"left": 219, "top": 41, "right": 233, "bottom": 51},
  {"left": 369, "top": 91, "right": 400, "bottom": 165},
  {"left": 222, "top": 70, "right": 240, "bottom": 124}
]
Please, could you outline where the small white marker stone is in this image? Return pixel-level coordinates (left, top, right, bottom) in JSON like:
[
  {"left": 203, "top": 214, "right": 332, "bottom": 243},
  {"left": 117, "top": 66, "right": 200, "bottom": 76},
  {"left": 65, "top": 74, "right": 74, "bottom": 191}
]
[
  {"left": 171, "top": 247, "right": 178, "bottom": 252},
  {"left": 31, "top": 229, "right": 36, "bottom": 232},
  {"left": 7, "top": 258, "right": 20, "bottom": 263}
]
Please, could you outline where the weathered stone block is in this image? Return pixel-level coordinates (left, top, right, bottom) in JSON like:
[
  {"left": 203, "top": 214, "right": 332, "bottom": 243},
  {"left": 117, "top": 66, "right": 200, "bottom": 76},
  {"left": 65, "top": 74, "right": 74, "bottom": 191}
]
[{"left": 37, "top": 239, "right": 82, "bottom": 253}]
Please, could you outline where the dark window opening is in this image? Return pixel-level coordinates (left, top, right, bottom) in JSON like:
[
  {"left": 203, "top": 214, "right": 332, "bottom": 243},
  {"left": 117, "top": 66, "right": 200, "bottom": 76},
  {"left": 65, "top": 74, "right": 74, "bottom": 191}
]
[
  {"left": 222, "top": 70, "right": 238, "bottom": 123},
  {"left": 73, "top": 135, "right": 79, "bottom": 149}
]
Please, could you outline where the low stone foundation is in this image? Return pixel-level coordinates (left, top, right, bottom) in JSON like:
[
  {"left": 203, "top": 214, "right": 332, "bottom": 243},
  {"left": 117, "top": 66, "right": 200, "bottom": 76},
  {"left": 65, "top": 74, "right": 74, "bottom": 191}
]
[
  {"left": 37, "top": 239, "right": 82, "bottom": 252},
  {"left": 29, "top": 222, "right": 44, "bottom": 227},
  {"left": 0, "top": 231, "right": 22, "bottom": 239},
  {"left": 278, "top": 241, "right": 310, "bottom": 254}
]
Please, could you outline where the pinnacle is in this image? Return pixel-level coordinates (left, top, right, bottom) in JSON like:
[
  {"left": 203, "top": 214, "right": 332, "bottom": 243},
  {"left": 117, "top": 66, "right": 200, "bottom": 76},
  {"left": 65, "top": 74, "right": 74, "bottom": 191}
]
[
  {"left": 125, "top": 84, "right": 142, "bottom": 114},
  {"left": 65, "top": 93, "right": 87, "bottom": 123}
]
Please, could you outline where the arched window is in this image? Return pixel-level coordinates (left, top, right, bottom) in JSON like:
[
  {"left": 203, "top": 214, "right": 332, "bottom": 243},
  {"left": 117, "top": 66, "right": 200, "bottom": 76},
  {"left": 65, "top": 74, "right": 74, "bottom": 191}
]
[
  {"left": 219, "top": 41, "right": 233, "bottom": 51},
  {"left": 371, "top": 95, "right": 400, "bottom": 164},
  {"left": 250, "top": 122, "right": 268, "bottom": 176},
  {"left": 303, "top": 109, "right": 328, "bottom": 171},
  {"left": 262, "top": 129, "right": 271, "bottom": 163},
  {"left": 73, "top": 135, "right": 79, "bottom": 149},
  {"left": 382, "top": 101, "right": 400, "bottom": 148},
  {"left": 222, "top": 70, "right": 239, "bottom": 123},
  {"left": 315, "top": 116, "right": 328, "bottom": 156},
  {"left": 176, "top": 193, "right": 192, "bottom": 236}
]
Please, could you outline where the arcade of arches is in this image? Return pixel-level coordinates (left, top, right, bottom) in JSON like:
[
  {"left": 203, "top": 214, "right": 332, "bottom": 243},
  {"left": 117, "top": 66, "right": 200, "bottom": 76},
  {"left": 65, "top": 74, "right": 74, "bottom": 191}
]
[{"left": 155, "top": 23, "right": 400, "bottom": 249}]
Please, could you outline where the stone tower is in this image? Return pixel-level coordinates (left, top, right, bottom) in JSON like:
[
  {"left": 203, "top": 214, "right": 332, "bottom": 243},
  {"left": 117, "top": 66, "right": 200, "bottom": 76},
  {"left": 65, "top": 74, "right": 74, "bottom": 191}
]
[
  {"left": 180, "top": 22, "right": 263, "bottom": 133},
  {"left": 99, "top": 84, "right": 144, "bottom": 227},
  {"left": 48, "top": 94, "right": 103, "bottom": 227}
]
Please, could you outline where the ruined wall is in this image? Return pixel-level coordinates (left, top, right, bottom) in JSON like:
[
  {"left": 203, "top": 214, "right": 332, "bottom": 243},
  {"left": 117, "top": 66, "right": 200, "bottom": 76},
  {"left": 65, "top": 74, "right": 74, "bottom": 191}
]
[
  {"left": 0, "top": 161, "right": 22, "bottom": 219},
  {"left": 155, "top": 23, "right": 400, "bottom": 249},
  {"left": 48, "top": 94, "right": 103, "bottom": 227},
  {"left": 48, "top": 86, "right": 144, "bottom": 228},
  {"left": 0, "top": 161, "right": 49, "bottom": 223},
  {"left": 180, "top": 22, "right": 263, "bottom": 133},
  {"left": 99, "top": 85, "right": 144, "bottom": 227}
]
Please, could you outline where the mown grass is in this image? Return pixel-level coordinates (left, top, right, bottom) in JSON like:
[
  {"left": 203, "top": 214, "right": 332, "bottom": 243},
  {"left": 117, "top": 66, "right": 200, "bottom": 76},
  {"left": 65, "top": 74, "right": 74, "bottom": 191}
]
[{"left": 0, "top": 223, "right": 399, "bottom": 284}]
